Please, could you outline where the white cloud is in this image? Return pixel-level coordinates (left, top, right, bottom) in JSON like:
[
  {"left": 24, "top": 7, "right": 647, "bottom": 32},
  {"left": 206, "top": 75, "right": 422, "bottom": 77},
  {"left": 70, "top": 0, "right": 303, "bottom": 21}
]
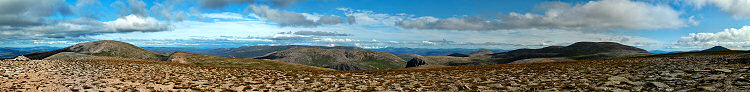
[
  {"left": 690, "top": 0, "right": 750, "bottom": 18},
  {"left": 250, "top": 4, "right": 316, "bottom": 27},
  {"left": 105, "top": 14, "right": 169, "bottom": 32},
  {"left": 198, "top": 0, "right": 253, "bottom": 9},
  {"left": 396, "top": 16, "right": 502, "bottom": 30},
  {"left": 678, "top": 26, "right": 750, "bottom": 48},
  {"left": 317, "top": 15, "right": 344, "bottom": 25},
  {"left": 201, "top": 12, "right": 249, "bottom": 20},
  {"left": 0, "top": 0, "right": 72, "bottom": 26},
  {"left": 339, "top": 8, "right": 406, "bottom": 26},
  {"left": 250, "top": 4, "right": 347, "bottom": 27},
  {"left": 502, "top": 0, "right": 686, "bottom": 30},
  {"left": 396, "top": 0, "right": 687, "bottom": 30}
]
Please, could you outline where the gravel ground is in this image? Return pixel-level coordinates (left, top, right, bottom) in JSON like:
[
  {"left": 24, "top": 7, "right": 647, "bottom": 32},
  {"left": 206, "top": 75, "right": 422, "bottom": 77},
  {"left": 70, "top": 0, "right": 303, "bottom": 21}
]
[{"left": 2, "top": 54, "right": 750, "bottom": 91}]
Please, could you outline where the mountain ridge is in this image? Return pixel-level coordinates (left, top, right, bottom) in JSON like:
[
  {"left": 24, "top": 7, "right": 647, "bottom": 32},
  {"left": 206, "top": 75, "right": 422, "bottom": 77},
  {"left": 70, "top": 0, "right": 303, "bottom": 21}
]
[
  {"left": 23, "top": 40, "right": 167, "bottom": 60},
  {"left": 256, "top": 47, "right": 406, "bottom": 70}
]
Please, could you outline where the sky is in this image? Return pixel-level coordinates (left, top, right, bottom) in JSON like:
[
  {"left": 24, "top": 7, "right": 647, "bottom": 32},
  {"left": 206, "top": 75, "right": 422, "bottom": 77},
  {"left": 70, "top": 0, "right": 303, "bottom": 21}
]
[{"left": 1, "top": 0, "right": 750, "bottom": 51}]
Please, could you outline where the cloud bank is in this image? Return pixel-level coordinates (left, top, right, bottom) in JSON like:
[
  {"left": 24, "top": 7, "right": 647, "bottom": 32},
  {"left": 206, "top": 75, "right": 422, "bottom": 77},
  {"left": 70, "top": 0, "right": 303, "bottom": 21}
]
[
  {"left": 679, "top": 26, "right": 750, "bottom": 47},
  {"left": 690, "top": 0, "right": 750, "bottom": 18},
  {"left": 396, "top": 0, "right": 687, "bottom": 31},
  {"left": 250, "top": 4, "right": 347, "bottom": 27},
  {"left": 0, "top": 0, "right": 171, "bottom": 40}
]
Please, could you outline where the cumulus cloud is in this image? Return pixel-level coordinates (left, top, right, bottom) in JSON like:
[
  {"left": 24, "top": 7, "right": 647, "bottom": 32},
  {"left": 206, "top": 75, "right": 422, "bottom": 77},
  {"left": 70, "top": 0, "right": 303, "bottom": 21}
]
[
  {"left": 106, "top": 14, "right": 170, "bottom": 32},
  {"left": 395, "top": 0, "right": 687, "bottom": 30},
  {"left": 678, "top": 26, "right": 750, "bottom": 47},
  {"left": 286, "top": 31, "right": 351, "bottom": 36},
  {"left": 346, "top": 15, "right": 356, "bottom": 24},
  {"left": 149, "top": 0, "right": 189, "bottom": 21},
  {"left": 250, "top": 4, "right": 345, "bottom": 27},
  {"left": 250, "top": 4, "right": 316, "bottom": 27},
  {"left": 690, "top": 0, "right": 750, "bottom": 18},
  {"left": 201, "top": 12, "right": 248, "bottom": 20},
  {"left": 505, "top": 0, "right": 686, "bottom": 30},
  {"left": 111, "top": 0, "right": 149, "bottom": 17},
  {"left": 268, "top": 0, "right": 305, "bottom": 8},
  {"left": 396, "top": 16, "right": 502, "bottom": 30},
  {"left": 317, "top": 15, "right": 344, "bottom": 24},
  {"left": 339, "top": 8, "right": 405, "bottom": 26},
  {"left": 198, "top": 0, "right": 254, "bottom": 9},
  {"left": 0, "top": 0, "right": 72, "bottom": 26},
  {"left": 0, "top": 14, "right": 169, "bottom": 40},
  {"left": 0, "top": 0, "right": 171, "bottom": 40}
]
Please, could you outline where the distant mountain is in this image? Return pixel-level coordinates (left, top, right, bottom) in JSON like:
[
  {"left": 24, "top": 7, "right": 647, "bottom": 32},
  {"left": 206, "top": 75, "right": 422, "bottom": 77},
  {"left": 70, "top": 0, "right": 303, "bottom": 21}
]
[
  {"left": 368, "top": 47, "right": 508, "bottom": 56},
  {"left": 23, "top": 40, "right": 167, "bottom": 60},
  {"left": 648, "top": 50, "right": 671, "bottom": 54},
  {"left": 167, "top": 52, "right": 332, "bottom": 70},
  {"left": 0, "top": 48, "right": 30, "bottom": 58},
  {"left": 0, "top": 46, "right": 61, "bottom": 58},
  {"left": 396, "top": 54, "right": 421, "bottom": 61},
  {"left": 703, "top": 46, "right": 730, "bottom": 51},
  {"left": 493, "top": 42, "right": 652, "bottom": 64},
  {"left": 145, "top": 45, "right": 362, "bottom": 58},
  {"left": 405, "top": 56, "right": 493, "bottom": 68},
  {"left": 468, "top": 50, "right": 494, "bottom": 56},
  {"left": 256, "top": 47, "right": 406, "bottom": 70},
  {"left": 404, "top": 50, "right": 495, "bottom": 68},
  {"left": 447, "top": 53, "right": 470, "bottom": 57}
]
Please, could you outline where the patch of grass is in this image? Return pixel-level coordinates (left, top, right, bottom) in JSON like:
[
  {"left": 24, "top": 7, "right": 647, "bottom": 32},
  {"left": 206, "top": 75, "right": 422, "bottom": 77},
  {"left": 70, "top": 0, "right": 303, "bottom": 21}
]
[
  {"left": 359, "top": 56, "right": 400, "bottom": 70},
  {"left": 174, "top": 52, "right": 333, "bottom": 70},
  {"left": 309, "top": 54, "right": 335, "bottom": 66}
]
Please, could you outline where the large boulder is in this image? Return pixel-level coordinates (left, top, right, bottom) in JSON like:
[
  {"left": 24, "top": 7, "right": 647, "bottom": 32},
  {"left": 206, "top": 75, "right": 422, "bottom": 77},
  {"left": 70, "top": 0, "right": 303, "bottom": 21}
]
[
  {"left": 405, "top": 56, "right": 427, "bottom": 68},
  {"left": 10, "top": 56, "right": 30, "bottom": 61}
]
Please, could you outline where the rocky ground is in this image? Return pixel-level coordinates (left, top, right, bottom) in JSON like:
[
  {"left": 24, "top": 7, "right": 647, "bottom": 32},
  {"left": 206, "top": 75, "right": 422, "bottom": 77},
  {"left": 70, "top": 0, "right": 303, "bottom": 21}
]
[{"left": 2, "top": 54, "right": 750, "bottom": 91}]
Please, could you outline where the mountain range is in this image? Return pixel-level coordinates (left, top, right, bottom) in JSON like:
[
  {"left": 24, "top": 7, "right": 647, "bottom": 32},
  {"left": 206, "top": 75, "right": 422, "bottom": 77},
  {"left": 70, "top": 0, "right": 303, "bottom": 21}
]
[
  {"left": 703, "top": 46, "right": 731, "bottom": 51},
  {"left": 8, "top": 40, "right": 741, "bottom": 71},
  {"left": 23, "top": 40, "right": 167, "bottom": 60},
  {"left": 0, "top": 46, "right": 60, "bottom": 58},
  {"left": 404, "top": 42, "right": 654, "bottom": 68},
  {"left": 144, "top": 45, "right": 362, "bottom": 58},
  {"left": 369, "top": 47, "right": 508, "bottom": 56}
]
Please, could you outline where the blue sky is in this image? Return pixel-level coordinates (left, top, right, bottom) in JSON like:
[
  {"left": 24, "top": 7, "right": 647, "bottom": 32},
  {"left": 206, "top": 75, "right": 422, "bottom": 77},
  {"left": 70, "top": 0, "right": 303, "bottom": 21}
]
[{"left": 2, "top": 0, "right": 750, "bottom": 51}]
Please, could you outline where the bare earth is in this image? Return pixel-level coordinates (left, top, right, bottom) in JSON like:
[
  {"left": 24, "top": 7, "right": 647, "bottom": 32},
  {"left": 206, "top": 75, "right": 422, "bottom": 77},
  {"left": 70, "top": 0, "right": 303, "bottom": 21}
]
[{"left": 2, "top": 54, "right": 750, "bottom": 91}]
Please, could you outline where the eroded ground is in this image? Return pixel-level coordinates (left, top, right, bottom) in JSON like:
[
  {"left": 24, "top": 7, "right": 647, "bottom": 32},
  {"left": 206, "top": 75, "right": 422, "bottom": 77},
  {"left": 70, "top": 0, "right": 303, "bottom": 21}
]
[{"left": 2, "top": 54, "right": 750, "bottom": 91}]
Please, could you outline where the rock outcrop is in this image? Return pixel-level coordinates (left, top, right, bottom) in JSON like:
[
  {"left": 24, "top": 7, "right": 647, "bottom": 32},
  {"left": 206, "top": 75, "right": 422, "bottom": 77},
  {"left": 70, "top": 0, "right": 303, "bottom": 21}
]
[
  {"left": 10, "top": 56, "right": 30, "bottom": 61},
  {"left": 405, "top": 57, "right": 427, "bottom": 68},
  {"left": 256, "top": 47, "right": 406, "bottom": 70}
]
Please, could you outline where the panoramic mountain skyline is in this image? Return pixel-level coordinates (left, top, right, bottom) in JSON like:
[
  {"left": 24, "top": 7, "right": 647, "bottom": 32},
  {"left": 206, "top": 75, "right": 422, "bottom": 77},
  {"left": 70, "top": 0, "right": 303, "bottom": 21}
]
[{"left": 2, "top": 0, "right": 750, "bottom": 51}]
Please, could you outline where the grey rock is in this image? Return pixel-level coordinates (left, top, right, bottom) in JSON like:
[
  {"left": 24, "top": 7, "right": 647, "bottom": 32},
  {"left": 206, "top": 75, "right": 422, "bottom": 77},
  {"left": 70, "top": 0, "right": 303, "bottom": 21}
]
[
  {"left": 650, "top": 82, "right": 669, "bottom": 88},
  {"left": 714, "top": 69, "right": 732, "bottom": 73}
]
